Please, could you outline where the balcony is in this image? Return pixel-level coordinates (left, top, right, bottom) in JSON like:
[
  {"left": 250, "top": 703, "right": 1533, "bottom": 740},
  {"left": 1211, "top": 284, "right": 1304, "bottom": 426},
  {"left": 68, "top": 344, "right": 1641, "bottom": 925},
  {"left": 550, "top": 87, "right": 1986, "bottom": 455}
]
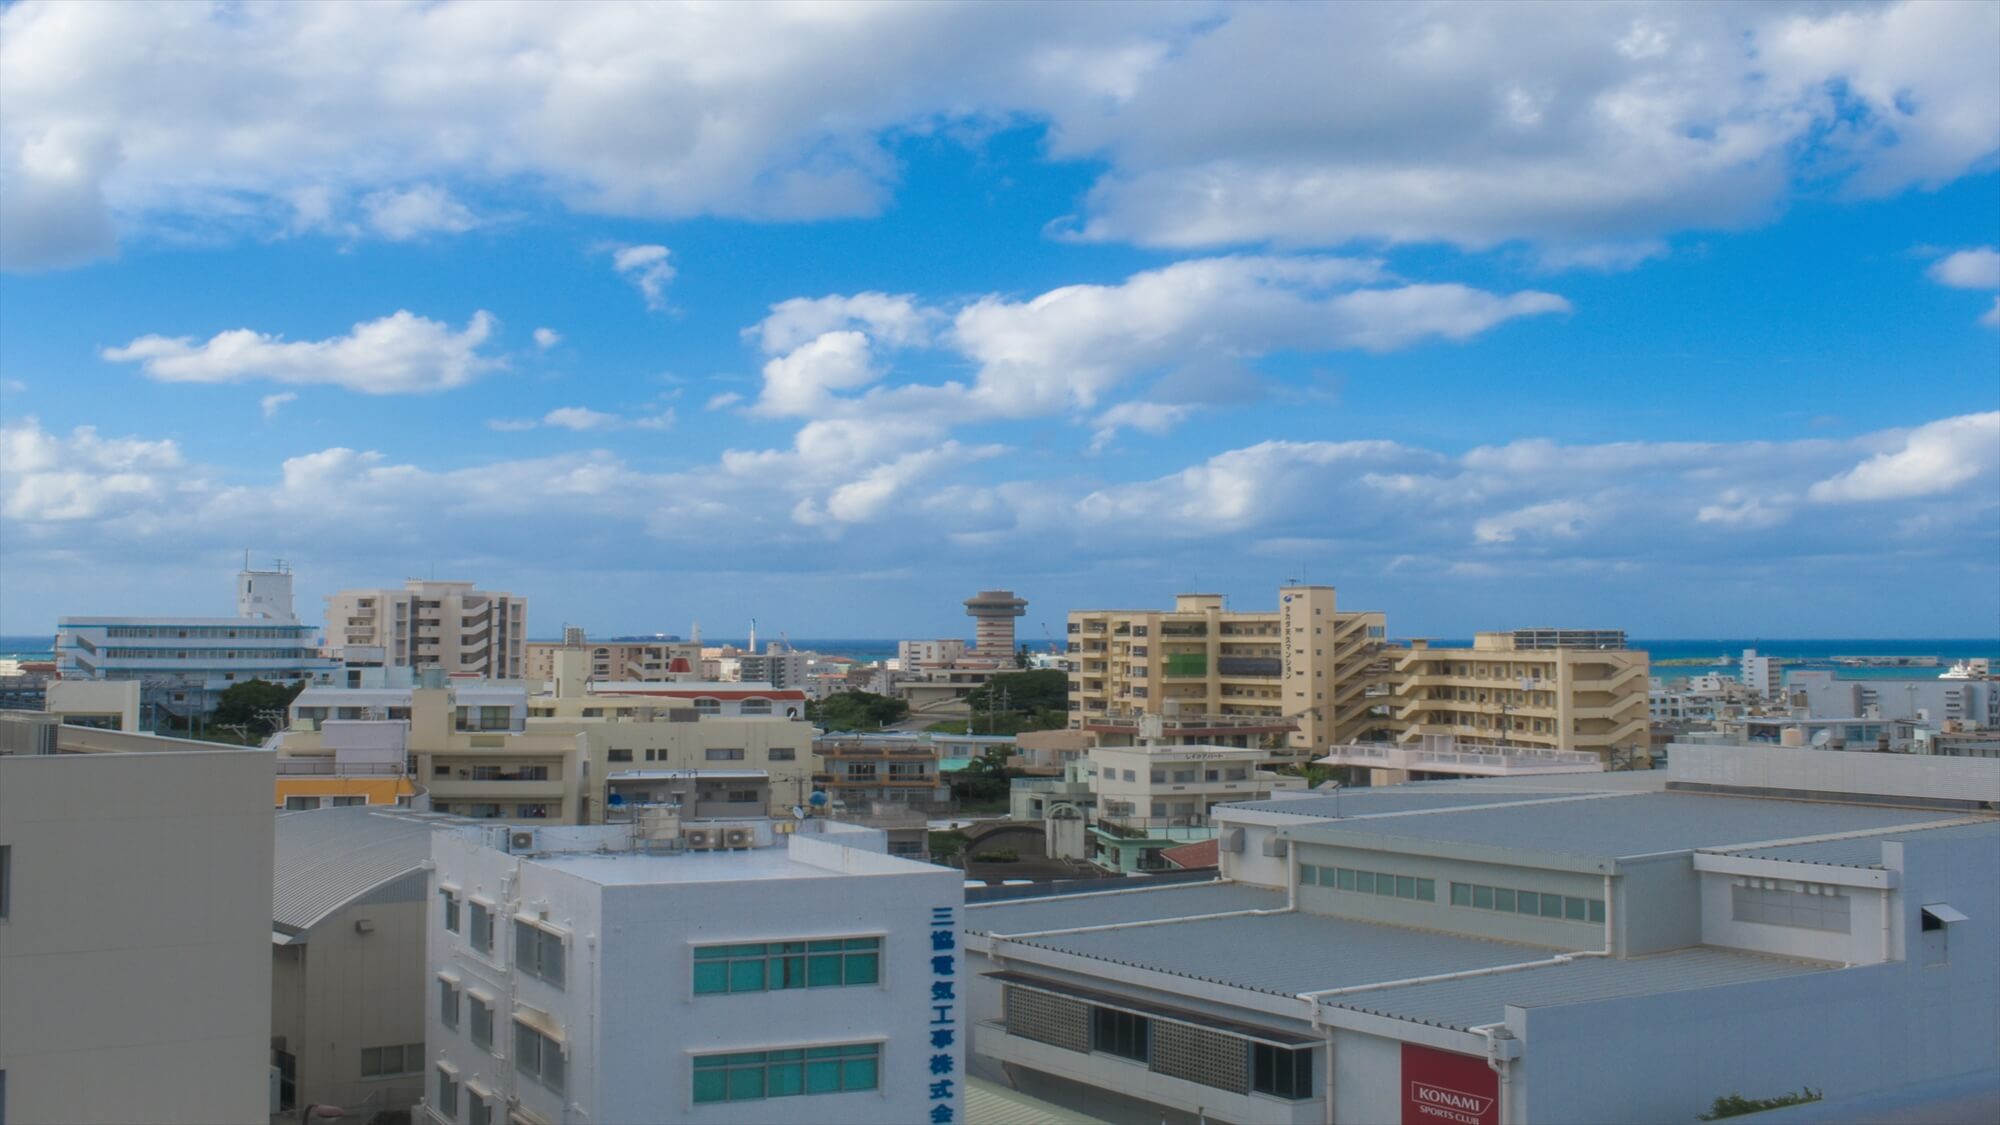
[
  {"left": 1092, "top": 815, "right": 1216, "bottom": 843},
  {"left": 1316, "top": 738, "right": 1602, "bottom": 776},
  {"left": 426, "top": 777, "right": 566, "bottom": 800}
]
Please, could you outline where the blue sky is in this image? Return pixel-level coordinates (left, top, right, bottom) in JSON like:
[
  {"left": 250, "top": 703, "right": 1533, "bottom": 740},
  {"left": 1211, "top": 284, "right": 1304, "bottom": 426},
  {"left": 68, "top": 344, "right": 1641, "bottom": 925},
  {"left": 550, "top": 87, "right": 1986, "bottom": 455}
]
[{"left": 2, "top": 1, "right": 1996, "bottom": 641}]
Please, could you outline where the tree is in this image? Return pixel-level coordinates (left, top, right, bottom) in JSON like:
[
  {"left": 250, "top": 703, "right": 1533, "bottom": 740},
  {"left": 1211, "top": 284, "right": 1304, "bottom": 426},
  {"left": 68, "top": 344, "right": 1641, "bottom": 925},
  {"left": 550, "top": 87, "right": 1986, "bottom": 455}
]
[
  {"left": 805, "top": 690, "right": 909, "bottom": 731},
  {"left": 965, "top": 669, "right": 1066, "bottom": 713},
  {"left": 210, "top": 678, "right": 307, "bottom": 738}
]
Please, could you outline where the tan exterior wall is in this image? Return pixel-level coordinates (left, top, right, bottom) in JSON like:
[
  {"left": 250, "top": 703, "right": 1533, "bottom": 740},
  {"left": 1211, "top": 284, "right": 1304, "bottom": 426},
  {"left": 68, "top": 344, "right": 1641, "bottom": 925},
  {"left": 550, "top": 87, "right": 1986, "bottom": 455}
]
[
  {"left": 0, "top": 746, "right": 274, "bottom": 1124},
  {"left": 327, "top": 581, "right": 527, "bottom": 679},
  {"left": 523, "top": 641, "right": 700, "bottom": 683},
  {"left": 1385, "top": 633, "right": 1650, "bottom": 762},
  {"left": 272, "top": 886, "right": 428, "bottom": 1113}
]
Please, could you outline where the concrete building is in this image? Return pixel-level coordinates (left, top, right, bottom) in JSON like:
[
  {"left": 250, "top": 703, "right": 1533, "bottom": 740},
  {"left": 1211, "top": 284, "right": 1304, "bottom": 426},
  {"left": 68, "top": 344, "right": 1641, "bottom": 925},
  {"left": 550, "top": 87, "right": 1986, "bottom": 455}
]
[
  {"left": 1384, "top": 632, "right": 1650, "bottom": 765},
  {"left": 272, "top": 807, "right": 443, "bottom": 1117},
  {"left": 326, "top": 580, "right": 527, "bottom": 680},
  {"left": 55, "top": 566, "right": 340, "bottom": 721},
  {"left": 1788, "top": 669, "right": 1999, "bottom": 728},
  {"left": 965, "top": 589, "right": 1028, "bottom": 656},
  {"left": 899, "top": 639, "right": 968, "bottom": 670},
  {"left": 524, "top": 639, "right": 700, "bottom": 684},
  {"left": 734, "top": 645, "right": 809, "bottom": 691},
  {"left": 1068, "top": 588, "right": 1389, "bottom": 764},
  {"left": 815, "top": 735, "right": 952, "bottom": 808},
  {"left": 1741, "top": 648, "right": 1783, "bottom": 699},
  {"left": 961, "top": 747, "right": 1998, "bottom": 1125},
  {"left": 0, "top": 716, "right": 275, "bottom": 1124},
  {"left": 1087, "top": 745, "right": 1307, "bottom": 873},
  {"left": 420, "top": 818, "right": 963, "bottom": 1125}
]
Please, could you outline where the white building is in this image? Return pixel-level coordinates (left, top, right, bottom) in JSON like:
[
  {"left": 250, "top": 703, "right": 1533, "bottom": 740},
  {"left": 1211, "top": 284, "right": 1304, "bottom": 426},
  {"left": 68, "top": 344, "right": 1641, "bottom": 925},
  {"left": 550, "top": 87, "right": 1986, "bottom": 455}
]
[
  {"left": 422, "top": 818, "right": 964, "bottom": 1125},
  {"left": 0, "top": 715, "right": 275, "bottom": 1124},
  {"left": 962, "top": 746, "right": 1998, "bottom": 1124},
  {"left": 326, "top": 580, "right": 528, "bottom": 680},
  {"left": 1788, "top": 669, "right": 1999, "bottom": 728},
  {"left": 55, "top": 566, "right": 340, "bottom": 720},
  {"left": 1740, "top": 648, "right": 1782, "bottom": 698},
  {"left": 899, "top": 640, "right": 968, "bottom": 670}
]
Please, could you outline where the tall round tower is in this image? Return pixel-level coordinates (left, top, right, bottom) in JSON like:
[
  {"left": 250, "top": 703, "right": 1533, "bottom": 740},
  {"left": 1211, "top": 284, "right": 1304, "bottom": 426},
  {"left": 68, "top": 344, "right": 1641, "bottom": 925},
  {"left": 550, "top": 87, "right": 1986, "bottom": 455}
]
[{"left": 964, "top": 589, "right": 1027, "bottom": 655}]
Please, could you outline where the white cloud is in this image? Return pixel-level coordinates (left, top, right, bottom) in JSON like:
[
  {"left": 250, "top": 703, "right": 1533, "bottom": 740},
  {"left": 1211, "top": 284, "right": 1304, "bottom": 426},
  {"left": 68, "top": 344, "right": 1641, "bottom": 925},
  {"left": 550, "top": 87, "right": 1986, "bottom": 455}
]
[
  {"left": 609, "top": 244, "right": 675, "bottom": 310},
  {"left": 1929, "top": 247, "right": 2000, "bottom": 290},
  {"left": 1808, "top": 412, "right": 2000, "bottom": 502},
  {"left": 4, "top": 2, "right": 1993, "bottom": 270},
  {"left": 1474, "top": 500, "right": 1591, "bottom": 544},
  {"left": 748, "top": 293, "right": 936, "bottom": 355},
  {"left": 705, "top": 391, "right": 745, "bottom": 411},
  {"left": 487, "top": 418, "right": 538, "bottom": 433},
  {"left": 1089, "top": 401, "right": 1194, "bottom": 452},
  {"left": 102, "top": 309, "right": 500, "bottom": 394},
  {"left": 0, "top": 416, "right": 186, "bottom": 521},
  {"left": 542, "top": 406, "right": 620, "bottom": 432},
  {"left": 532, "top": 327, "right": 562, "bottom": 350},
  {"left": 1, "top": 378, "right": 26, "bottom": 395},
  {"left": 493, "top": 405, "right": 678, "bottom": 433},
  {"left": 360, "top": 183, "right": 478, "bottom": 240},
  {"left": 259, "top": 391, "right": 296, "bottom": 419},
  {"left": 1984, "top": 297, "right": 2000, "bottom": 330},
  {"left": 752, "top": 330, "right": 880, "bottom": 417}
]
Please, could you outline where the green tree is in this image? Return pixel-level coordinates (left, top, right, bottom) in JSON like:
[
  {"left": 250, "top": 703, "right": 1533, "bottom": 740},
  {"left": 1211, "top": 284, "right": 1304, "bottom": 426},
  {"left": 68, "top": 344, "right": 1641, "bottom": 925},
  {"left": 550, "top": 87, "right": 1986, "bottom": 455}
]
[
  {"left": 210, "top": 678, "right": 307, "bottom": 738},
  {"left": 805, "top": 690, "right": 909, "bottom": 731},
  {"left": 965, "top": 669, "right": 1066, "bottom": 713}
]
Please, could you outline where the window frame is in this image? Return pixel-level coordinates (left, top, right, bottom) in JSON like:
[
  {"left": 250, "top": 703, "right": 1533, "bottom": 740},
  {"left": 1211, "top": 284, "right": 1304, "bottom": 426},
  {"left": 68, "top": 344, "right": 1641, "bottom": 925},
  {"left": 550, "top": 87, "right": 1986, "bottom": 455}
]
[
  {"left": 692, "top": 937, "right": 882, "bottom": 995},
  {"left": 691, "top": 1043, "right": 882, "bottom": 1104}
]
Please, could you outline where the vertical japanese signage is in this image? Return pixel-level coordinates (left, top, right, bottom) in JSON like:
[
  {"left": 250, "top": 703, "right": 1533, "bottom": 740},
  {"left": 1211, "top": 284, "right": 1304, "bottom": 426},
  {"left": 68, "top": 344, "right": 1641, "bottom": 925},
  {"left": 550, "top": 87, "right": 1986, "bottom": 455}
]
[
  {"left": 1401, "top": 1043, "right": 1498, "bottom": 1125},
  {"left": 924, "top": 904, "right": 960, "bottom": 1123}
]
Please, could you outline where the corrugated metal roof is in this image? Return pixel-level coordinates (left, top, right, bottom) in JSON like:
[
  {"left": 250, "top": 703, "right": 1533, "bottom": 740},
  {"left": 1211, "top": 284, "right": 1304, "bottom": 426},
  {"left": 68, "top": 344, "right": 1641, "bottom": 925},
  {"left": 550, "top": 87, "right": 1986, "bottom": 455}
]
[
  {"left": 966, "top": 881, "right": 1284, "bottom": 937},
  {"left": 1331, "top": 947, "right": 1833, "bottom": 1030},
  {"left": 273, "top": 806, "right": 442, "bottom": 932},
  {"left": 1723, "top": 818, "right": 2000, "bottom": 869},
  {"left": 965, "top": 1078, "right": 1108, "bottom": 1125},
  {"left": 1011, "top": 911, "right": 1551, "bottom": 997},
  {"left": 1224, "top": 790, "right": 1572, "bottom": 818},
  {"left": 1282, "top": 792, "right": 1960, "bottom": 859}
]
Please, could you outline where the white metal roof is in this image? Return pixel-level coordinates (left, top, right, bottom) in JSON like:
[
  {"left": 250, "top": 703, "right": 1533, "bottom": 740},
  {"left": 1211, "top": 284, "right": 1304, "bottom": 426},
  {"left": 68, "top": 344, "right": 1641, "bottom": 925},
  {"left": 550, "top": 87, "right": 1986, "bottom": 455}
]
[{"left": 273, "top": 806, "right": 445, "bottom": 932}]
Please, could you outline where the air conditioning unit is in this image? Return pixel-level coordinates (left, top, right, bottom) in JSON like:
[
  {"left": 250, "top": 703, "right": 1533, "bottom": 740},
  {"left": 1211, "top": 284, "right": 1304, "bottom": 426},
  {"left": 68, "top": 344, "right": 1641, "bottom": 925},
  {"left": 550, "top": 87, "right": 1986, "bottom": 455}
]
[
  {"left": 682, "top": 828, "right": 714, "bottom": 850},
  {"left": 1260, "top": 836, "right": 1289, "bottom": 858},
  {"left": 1217, "top": 827, "right": 1245, "bottom": 853},
  {"left": 509, "top": 830, "right": 538, "bottom": 853},
  {"left": 723, "top": 826, "right": 754, "bottom": 849}
]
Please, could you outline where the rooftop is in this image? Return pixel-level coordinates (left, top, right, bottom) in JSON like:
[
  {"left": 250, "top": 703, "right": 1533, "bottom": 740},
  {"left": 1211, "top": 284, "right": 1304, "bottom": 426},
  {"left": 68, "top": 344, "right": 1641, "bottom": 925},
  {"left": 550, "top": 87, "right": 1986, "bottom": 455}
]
[
  {"left": 1224, "top": 789, "right": 1576, "bottom": 818},
  {"left": 1279, "top": 791, "right": 1966, "bottom": 861},
  {"left": 274, "top": 806, "right": 447, "bottom": 932},
  {"left": 966, "top": 880, "right": 1285, "bottom": 937},
  {"left": 530, "top": 846, "right": 849, "bottom": 886},
  {"left": 1716, "top": 818, "right": 2000, "bottom": 869}
]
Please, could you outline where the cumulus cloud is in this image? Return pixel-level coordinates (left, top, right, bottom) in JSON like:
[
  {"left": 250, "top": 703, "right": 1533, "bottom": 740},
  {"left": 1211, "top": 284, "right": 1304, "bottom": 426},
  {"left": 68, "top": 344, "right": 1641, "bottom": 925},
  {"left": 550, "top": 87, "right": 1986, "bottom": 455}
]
[
  {"left": 492, "top": 405, "right": 677, "bottom": 433},
  {"left": 259, "top": 392, "right": 296, "bottom": 419},
  {"left": 0, "top": 416, "right": 186, "bottom": 521},
  {"left": 705, "top": 391, "right": 745, "bottom": 411},
  {"left": 1928, "top": 247, "right": 2000, "bottom": 290},
  {"left": 532, "top": 327, "right": 561, "bottom": 350},
  {"left": 609, "top": 244, "right": 675, "bottom": 310},
  {"left": 1808, "top": 412, "right": 2000, "bottom": 502},
  {"left": 102, "top": 309, "right": 500, "bottom": 393},
  {"left": 3, "top": 2, "right": 1993, "bottom": 269},
  {"left": 360, "top": 183, "right": 479, "bottom": 240}
]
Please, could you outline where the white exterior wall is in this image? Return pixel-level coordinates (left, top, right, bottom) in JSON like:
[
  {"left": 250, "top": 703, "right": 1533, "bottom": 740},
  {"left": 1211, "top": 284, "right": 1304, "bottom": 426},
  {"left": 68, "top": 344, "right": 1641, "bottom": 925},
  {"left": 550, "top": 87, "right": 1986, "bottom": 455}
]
[
  {"left": 273, "top": 879, "right": 429, "bottom": 1112},
  {"left": 1671, "top": 742, "right": 2000, "bottom": 801},
  {"left": 0, "top": 747, "right": 274, "bottom": 1124},
  {"left": 428, "top": 827, "right": 962, "bottom": 1125}
]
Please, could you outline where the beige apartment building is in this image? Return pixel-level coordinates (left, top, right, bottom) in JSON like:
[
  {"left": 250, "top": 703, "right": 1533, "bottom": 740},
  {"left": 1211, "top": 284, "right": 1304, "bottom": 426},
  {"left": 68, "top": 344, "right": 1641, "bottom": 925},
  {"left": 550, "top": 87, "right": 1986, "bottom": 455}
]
[
  {"left": 1067, "top": 587, "right": 1390, "bottom": 762},
  {"left": 523, "top": 638, "right": 700, "bottom": 683},
  {"left": 1384, "top": 631, "right": 1651, "bottom": 763},
  {"left": 325, "top": 580, "right": 527, "bottom": 679}
]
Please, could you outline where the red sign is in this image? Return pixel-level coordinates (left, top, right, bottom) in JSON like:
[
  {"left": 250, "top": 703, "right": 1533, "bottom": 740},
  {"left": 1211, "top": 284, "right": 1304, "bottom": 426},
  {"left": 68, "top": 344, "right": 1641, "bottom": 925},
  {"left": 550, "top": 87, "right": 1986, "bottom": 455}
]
[{"left": 1401, "top": 1043, "right": 1499, "bottom": 1125}]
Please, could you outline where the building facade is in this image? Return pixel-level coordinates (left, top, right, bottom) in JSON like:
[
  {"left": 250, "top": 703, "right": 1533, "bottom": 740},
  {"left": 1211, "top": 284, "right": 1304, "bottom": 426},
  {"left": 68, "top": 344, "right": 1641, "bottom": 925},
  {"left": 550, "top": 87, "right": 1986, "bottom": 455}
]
[
  {"left": 964, "top": 589, "right": 1028, "bottom": 655},
  {"left": 420, "top": 819, "right": 962, "bottom": 1125},
  {"left": 55, "top": 567, "right": 340, "bottom": 720},
  {"left": 524, "top": 639, "right": 700, "bottom": 684},
  {"left": 1384, "top": 631, "right": 1650, "bottom": 764},
  {"left": 1067, "top": 588, "right": 1389, "bottom": 762},
  {"left": 326, "top": 580, "right": 527, "bottom": 680},
  {"left": 0, "top": 717, "right": 275, "bottom": 1124},
  {"left": 1788, "top": 670, "right": 1999, "bottom": 728}
]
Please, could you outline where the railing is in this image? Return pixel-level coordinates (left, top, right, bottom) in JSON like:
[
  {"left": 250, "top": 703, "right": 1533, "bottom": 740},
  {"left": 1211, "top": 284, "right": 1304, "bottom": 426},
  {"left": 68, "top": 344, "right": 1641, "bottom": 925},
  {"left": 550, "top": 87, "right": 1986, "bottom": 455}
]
[
  {"left": 1094, "top": 813, "right": 1211, "bottom": 839},
  {"left": 274, "top": 759, "right": 407, "bottom": 776}
]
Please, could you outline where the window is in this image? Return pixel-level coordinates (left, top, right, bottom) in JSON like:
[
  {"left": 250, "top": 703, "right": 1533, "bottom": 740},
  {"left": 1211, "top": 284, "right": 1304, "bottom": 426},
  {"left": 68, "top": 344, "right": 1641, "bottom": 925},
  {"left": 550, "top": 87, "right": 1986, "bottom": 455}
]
[
  {"left": 283, "top": 796, "right": 316, "bottom": 811},
  {"left": 741, "top": 699, "right": 772, "bottom": 716},
  {"left": 1308, "top": 865, "right": 1434, "bottom": 902},
  {"left": 331, "top": 795, "right": 365, "bottom": 807},
  {"left": 1092, "top": 1006, "right": 1150, "bottom": 1062},
  {"left": 439, "top": 979, "right": 460, "bottom": 1028},
  {"left": 706, "top": 748, "right": 745, "bottom": 761},
  {"left": 1451, "top": 882, "right": 1604, "bottom": 924},
  {"left": 468, "top": 1090, "right": 492, "bottom": 1125},
  {"left": 436, "top": 1067, "right": 459, "bottom": 1120},
  {"left": 469, "top": 996, "right": 494, "bottom": 1051},
  {"left": 1172, "top": 769, "right": 1196, "bottom": 783},
  {"left": 359, "top": 1042, "right": 423, "bottom": 1078},
  {"left": 1252, "top": 1043, "right": 1313, "bottom": 1100},
  {"left": 693, "top": 938, "right": 881, "bottom": 994},
  {"left": 1732, "top": 882, "right": 1851, "bottom": 933},
  {"left": 608, "top": 748, "right": 633, "bottom": 762},
  {"left": 440, "top": 890, "right": 460, "bottom": 933},
  {"left": 769, "top": 748, "right": 796, "bottom": 761},
  {"left": 469, "top": 901, "right": 494, "bottom": 953},
  {"left": 514, "top": 921, "right": 566, "bottom": 988},
  {"left": 692, "top": 1044, "right": 881, "bottom": 1103},
  {"left": 514, "top": 1020, "right": 566, "bottom": 1093}
]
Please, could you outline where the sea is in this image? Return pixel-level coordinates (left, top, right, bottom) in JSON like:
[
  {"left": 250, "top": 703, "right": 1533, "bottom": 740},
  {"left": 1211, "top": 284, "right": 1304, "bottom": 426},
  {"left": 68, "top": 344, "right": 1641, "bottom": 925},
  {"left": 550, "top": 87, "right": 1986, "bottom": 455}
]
[{"left": 6, "top": 633, "right": 1994, "bottom": 682}]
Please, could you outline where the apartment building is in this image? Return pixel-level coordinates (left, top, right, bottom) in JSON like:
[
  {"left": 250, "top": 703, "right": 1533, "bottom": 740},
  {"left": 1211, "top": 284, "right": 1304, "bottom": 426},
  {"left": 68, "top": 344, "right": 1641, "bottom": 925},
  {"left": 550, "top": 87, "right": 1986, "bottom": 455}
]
[
  {"left": 272, "top": 807, "right": 443, "bottom": 1117},
  {"left": 0, "top": 716, "right": 274, "bottom": 1124},
  {"left": 963, "top": 746, "right": 1998, "bottom": 1125},
  {"left": 420, "top": 818, "right": 962, "bottom": 1125},
  {"left": 898, "top": 639, "right": 967, "bottom": 669},
  {"left": 1067, "top": 587, "right": 1389, "bottom": 762},
  {"left": 815, "top": 735, "right": 952, "bottom": 808},
  {"left": 55, "top": 566, "right": 339, "bottom": 720},
  {"left": 1384, "top": 631, "right": 1650, "bottom": 764},
  {"left": 524, "top": 639, "right": 700, "bottom": 683},
  {"left": 1088, "top": 745, "right": 1306, "bottom": 873},
  {"left": 326, "top": 580, "right": 527, "bottom": 680},
  {"left": 277, "top": 675, "right": 818, "bottom": 822}
]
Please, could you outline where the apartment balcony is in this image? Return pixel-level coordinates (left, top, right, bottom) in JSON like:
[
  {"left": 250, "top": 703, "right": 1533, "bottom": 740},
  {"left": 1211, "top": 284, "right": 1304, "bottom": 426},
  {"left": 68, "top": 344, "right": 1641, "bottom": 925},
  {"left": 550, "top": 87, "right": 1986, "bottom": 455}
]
[
  {"left": 1316, "top": 739, "right": 1602, "bottom": 776},
  {"left": 426, "top": 777, "right": 567, "bottom": 800},
  {"left": 1573, "top": 665, "right": 1647, "bottom": 693},
  {"left": 1092, "top": 815, "right": 1216, "bottom": 843}
]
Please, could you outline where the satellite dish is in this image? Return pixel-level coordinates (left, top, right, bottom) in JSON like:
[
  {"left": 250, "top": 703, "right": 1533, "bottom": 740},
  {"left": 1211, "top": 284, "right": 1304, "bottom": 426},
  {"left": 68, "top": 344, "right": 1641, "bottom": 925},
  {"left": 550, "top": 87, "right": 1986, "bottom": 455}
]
[
  {"left": 1811, "top": 730, "right": 1832, "bottom": 748},
  {"left": 791, "top": 805, "right": 807, "bottom": 821},
  {"left": 605, "top": 792, "right": 626, "bottom": 807}
]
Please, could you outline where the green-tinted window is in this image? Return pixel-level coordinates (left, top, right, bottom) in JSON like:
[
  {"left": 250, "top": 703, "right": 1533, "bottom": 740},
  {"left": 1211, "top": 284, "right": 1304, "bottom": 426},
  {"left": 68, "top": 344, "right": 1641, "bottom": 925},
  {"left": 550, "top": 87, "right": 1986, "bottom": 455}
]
[
  {"left": 695, "top": 1044, "right": 882, "bottom": 1103},
  {"left": 1473, "top": 885, "right": 1494, "bottom": 909},
  {"left": 693, "top": 1070, "right": 727, "bottom": 1104},
  {"left": 845, "top": 951, "right": 879, "bottom": 985},
  {"left": 808, "top": 953, "right": 843, "bottom": 987},
  {"left": 1299, "top": 864, "right": 1317, "bottom": 885},
  {"left": 1565, "top": 897, "right": 1588, "bottom": 921},
  {"left": 1356, "top": 871, "right": 1375, "bottom": 893},
  {"left": 1494, "top": 888, "right": 1516, "bottom": 912},
  {"left": 1337, "top": 868, "right": 1356, "bottom": 891},
  {"left": 1396, "top": 876, "right": 1416, "bottom": 899},
  {"left": 694, "top": 938, "right": 883, "bottom": 995},
  {"left": 1416, "top": 879, "right": 1435, "bottom": 902},
  {"left": 693, "top": 962, "right": 728, "bottom": 994},
  {"left": 1517, "top": 891, "right": 1540, "bottom": 916},
  {"left": 1588, "top": 899, "right": 1607, "bottom": 924},
  {"left": 1451, "top": 883, "right": 1471, "bottom": 906},
  {"left": 730, "top": 959, "right": 767, "bottom": 992},
  {"left": 1542, "top": 893, "right": 1564, "bottom": 917}
]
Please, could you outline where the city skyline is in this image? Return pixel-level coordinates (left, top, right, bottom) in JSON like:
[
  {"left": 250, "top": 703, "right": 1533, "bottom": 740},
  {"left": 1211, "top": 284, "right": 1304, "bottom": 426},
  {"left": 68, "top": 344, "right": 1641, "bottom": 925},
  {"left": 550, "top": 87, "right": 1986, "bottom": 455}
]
[{"left": 3, "top": 2, "right": 1998, "bottom": 638}]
